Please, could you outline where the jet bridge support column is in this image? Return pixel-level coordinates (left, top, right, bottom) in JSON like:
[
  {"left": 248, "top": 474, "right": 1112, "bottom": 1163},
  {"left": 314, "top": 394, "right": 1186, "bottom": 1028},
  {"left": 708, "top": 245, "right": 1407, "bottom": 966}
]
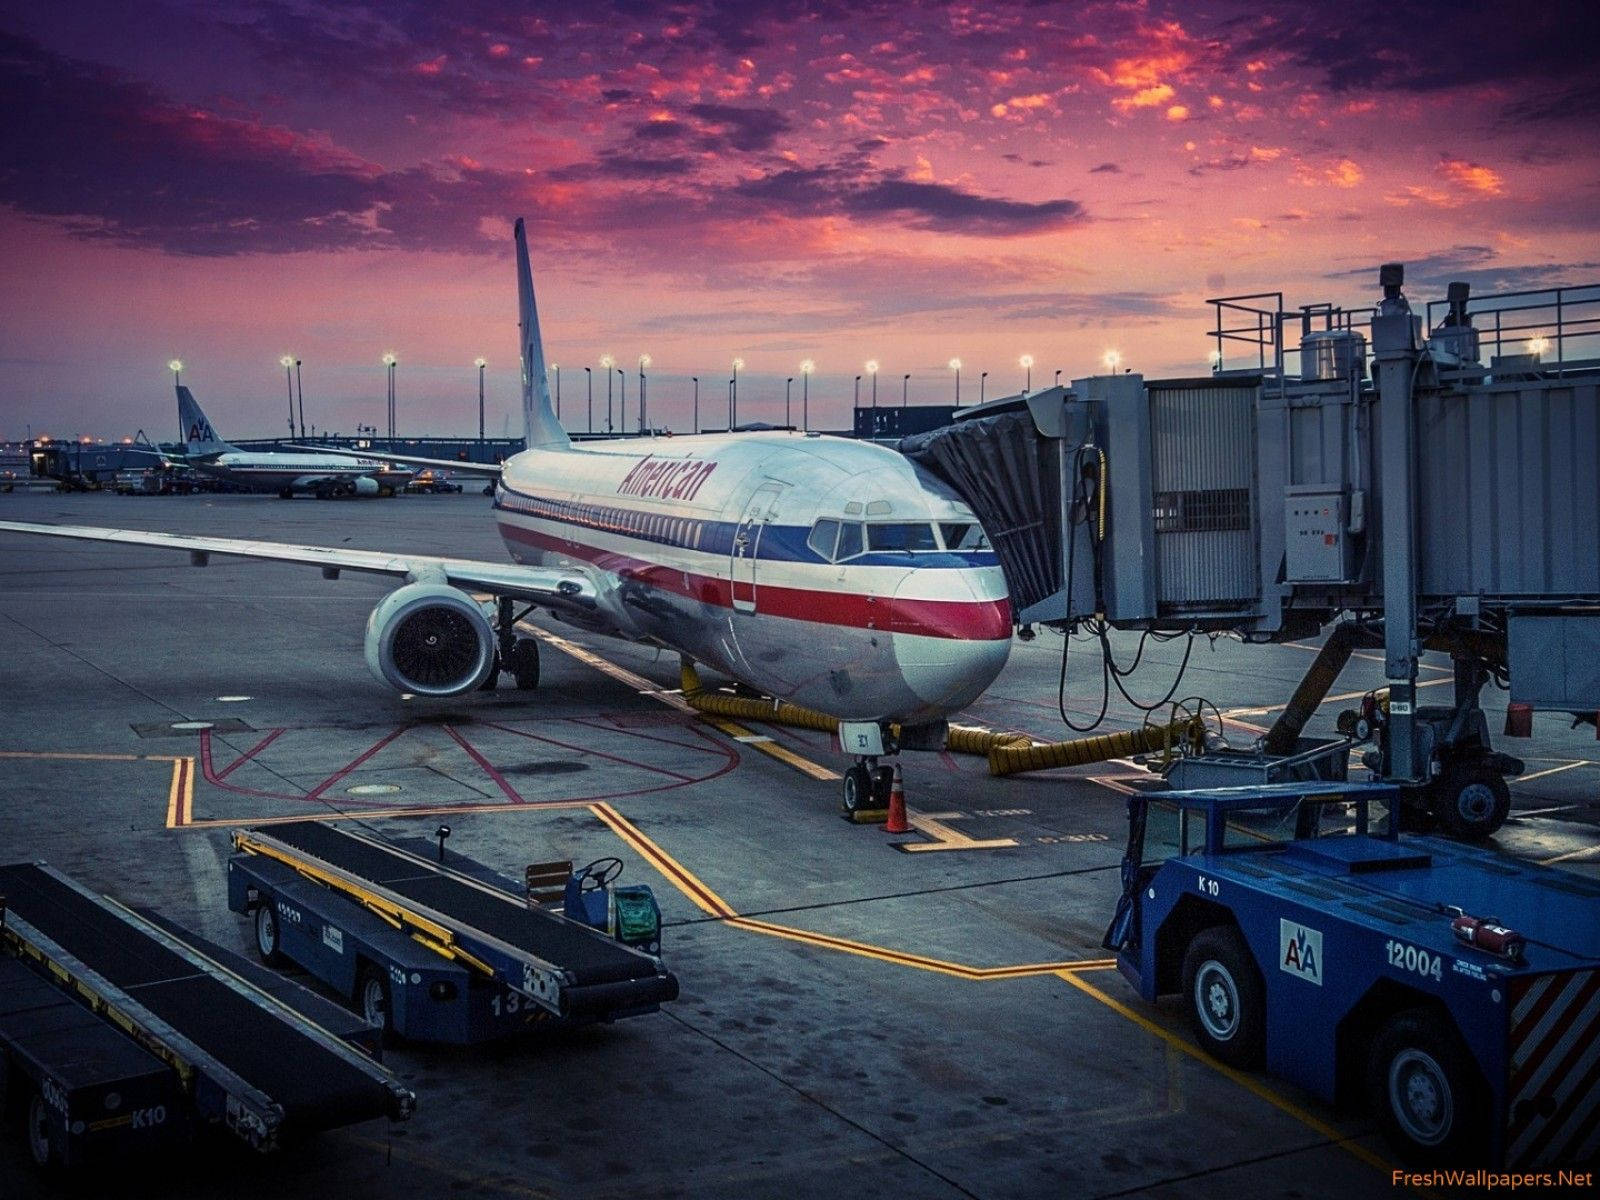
[{"left": 1372, "top": 264, "right": 1423, "bottom": 781}]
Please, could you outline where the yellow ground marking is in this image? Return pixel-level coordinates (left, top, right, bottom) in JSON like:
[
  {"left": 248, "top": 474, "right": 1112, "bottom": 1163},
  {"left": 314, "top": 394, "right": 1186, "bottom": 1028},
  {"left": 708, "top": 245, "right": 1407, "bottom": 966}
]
[
  {"left": 1057, "top": 969, "right": 1401, "bottom": 1181},
  {"left": 0, "top": 749, "right": 193, "bottom": 830},
  {"left": 1517, "top": 759, "right": 1592, "bottom": 783},
  {"left": 898, "top": 811, "right": 1019, "bottom": 853},
  {"left": 704, "top": 716, "right": 839, "bottom": 781},
  {"left": 589, "top": 800, "right": 1112, "bottom": 979},
  {"left": 1540, "top": 841, "right": 1600, "bottom": 866},
  {"left": 1282, "top": 642, "right": 1453, "bottom": 675}
]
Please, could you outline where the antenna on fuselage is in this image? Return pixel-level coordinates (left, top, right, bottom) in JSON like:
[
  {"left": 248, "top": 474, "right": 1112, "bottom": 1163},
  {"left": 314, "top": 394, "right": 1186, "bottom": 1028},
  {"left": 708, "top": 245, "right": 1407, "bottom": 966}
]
[{"left": 514, "top": 218, "right": 571, "bottom": 452}]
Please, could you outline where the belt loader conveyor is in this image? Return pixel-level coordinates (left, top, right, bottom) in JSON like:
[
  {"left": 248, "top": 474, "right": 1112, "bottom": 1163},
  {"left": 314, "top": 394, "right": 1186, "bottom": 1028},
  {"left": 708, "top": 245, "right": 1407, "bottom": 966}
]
[
  {"left": 0, "top": 862, "right": 415, "bottom": 1168},
  {"left": 228, "top": 821, "right": 678, "bottom": 1043}
]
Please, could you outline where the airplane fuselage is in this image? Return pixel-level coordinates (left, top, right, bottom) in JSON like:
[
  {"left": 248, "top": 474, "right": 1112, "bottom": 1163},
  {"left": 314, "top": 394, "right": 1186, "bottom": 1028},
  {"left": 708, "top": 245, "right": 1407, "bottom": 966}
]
[
  {"left": 191, "top": 452, "right": 413, "bottom": 494},
  {"left": 495, "top": 431, "right": 1011, "bottom": 726}
]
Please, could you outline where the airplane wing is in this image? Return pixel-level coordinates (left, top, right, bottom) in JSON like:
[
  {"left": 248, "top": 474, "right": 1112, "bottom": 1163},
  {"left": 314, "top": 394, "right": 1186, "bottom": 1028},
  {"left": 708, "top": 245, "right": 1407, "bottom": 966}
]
[
  {"left": 284, "top": 447, "right": 502, "bottom": 477},
  {"left": 0, "top": 520, "right": 595, "bottom": 610}
]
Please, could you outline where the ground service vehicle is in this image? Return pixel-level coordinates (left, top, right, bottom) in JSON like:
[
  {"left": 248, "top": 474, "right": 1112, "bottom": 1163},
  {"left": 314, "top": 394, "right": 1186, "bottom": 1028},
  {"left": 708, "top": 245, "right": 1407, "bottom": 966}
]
[{"left": 1104, "top": 781, "right": 1600, "bottom": 1167}]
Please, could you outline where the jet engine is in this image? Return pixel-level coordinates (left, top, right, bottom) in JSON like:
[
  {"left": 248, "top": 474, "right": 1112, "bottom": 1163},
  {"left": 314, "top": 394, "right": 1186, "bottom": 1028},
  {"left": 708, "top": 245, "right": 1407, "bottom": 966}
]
[
  {"left": 364, "top": 582, "right": 496, "bottom": 696},
  {"left": 354, "top": 476, "right": 380, "bottom": 496}
]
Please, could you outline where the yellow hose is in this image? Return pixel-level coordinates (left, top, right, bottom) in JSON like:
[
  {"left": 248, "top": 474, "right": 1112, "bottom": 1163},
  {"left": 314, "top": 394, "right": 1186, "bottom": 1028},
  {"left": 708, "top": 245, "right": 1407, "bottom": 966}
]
[
  {"left": 986, "top": 717, "right": 1203, "bottom": 777},
  {"left": 678, "top": 661, "right": 1034, "bottom": 756}
]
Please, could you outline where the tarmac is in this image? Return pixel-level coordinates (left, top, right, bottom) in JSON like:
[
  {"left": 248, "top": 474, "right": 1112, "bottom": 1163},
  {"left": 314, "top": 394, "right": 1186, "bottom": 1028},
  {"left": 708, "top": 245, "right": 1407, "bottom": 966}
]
[{"left": 1, "top": 488, "right": 1595, "bottom": 1199}]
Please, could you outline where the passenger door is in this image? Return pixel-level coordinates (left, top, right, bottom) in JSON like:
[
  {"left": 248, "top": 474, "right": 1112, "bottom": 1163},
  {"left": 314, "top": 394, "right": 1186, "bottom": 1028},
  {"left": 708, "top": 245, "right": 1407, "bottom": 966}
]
[{"left": 730, "top": 483, "right": 784, "bottom": 613}]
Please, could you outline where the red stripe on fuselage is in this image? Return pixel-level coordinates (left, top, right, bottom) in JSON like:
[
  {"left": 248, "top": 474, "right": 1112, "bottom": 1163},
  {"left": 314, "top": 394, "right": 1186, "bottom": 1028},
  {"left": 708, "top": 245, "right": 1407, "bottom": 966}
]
[{"left": 497, "top": 519, "right": 1011, "bottom": 640}]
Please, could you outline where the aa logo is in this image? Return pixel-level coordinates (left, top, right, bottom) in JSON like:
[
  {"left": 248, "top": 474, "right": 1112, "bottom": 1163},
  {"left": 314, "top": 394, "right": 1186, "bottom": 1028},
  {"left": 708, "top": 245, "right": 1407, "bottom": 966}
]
[
  {"left": 188, "top": 422, "right": 214, "bottom": 442},
  {"left": 1279, "top": 919, "right": 1323, "bottom": 985}
]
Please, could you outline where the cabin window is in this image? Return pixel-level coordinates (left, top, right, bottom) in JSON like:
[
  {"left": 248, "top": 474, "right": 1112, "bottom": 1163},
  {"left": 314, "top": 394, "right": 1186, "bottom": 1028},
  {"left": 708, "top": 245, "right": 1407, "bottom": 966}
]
[
  {"left": 866, "top": 522, "right": 938, "bottom": 553},
  {"left": 834, "top": 522, "right": 864, "bottom": 560},
  {"left": 807, "top": 519, "right": 840, "bottom": 560},
  {"left": 938, "top": 522, "right": 989, "bottom": 551}
]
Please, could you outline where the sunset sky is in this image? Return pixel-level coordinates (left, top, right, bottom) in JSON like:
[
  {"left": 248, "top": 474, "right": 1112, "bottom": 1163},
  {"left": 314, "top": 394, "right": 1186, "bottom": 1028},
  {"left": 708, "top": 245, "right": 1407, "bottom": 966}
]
[{"left": 2, "top": 0, "right": 1596, "bottom": 441}]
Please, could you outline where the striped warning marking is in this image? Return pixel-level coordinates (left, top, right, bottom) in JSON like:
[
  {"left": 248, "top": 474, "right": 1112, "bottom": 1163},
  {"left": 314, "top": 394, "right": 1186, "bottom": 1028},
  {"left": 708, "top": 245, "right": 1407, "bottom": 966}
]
[{"left": 1507, "top": 968, "right": 1600, "bottom": 1166}]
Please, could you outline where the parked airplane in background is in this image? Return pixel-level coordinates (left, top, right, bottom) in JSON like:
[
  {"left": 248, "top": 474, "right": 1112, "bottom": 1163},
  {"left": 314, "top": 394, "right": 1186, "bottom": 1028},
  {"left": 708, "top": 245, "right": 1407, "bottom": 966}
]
[
  {"left": 0, "top": 220, "right": 1011, "bottom": 809},
  {"left": 174, "top": 388, "right": 414, "bottom": 499}
]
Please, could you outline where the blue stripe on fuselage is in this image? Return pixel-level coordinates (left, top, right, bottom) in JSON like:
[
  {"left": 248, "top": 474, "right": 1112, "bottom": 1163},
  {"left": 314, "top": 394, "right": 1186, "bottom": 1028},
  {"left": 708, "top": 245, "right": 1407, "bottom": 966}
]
[{"left": 494, "top": 481, "right": 996, "bottom": 569}]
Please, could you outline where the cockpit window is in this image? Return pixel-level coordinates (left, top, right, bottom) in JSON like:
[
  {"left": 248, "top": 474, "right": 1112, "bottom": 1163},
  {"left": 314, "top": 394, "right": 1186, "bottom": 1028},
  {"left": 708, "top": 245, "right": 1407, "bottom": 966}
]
[
  {"left": 835, "top": 522, "right": 864, "bottom": 560},
  {"left": 866, "top": 523, "right": 939, "bottom": 552},
  {"left": 939, "top": 522, "right": 989, "bottom": 551},
  {"left": 807, "top": 518, "right": 840, "bottom": 560}
]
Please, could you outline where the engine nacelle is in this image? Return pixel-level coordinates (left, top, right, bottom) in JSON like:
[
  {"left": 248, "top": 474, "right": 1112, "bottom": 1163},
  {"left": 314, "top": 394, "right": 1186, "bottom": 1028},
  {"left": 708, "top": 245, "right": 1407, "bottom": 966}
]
[
  {"left": 354, "top": 475, "right": 379, "bottom": 496},
  {"left": 364, "top": 582, "right": 496, "bottom": 696}
]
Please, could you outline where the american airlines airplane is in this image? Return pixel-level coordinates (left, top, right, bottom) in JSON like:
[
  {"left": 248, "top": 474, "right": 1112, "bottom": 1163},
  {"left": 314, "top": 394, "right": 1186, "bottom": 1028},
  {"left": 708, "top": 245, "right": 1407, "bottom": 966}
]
[
  {"left": 0, "top": 220, "right": 1011, "bottom": 809},
  {"left": 173, "top": 388, "right": 415, "bottom": 499}
]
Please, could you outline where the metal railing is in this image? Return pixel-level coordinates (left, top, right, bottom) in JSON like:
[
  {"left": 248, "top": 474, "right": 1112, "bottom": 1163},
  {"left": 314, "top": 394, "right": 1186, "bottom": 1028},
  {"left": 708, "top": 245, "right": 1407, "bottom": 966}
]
[{"left": 1424, "top": 282, "right": 1600, "bottom": 375}]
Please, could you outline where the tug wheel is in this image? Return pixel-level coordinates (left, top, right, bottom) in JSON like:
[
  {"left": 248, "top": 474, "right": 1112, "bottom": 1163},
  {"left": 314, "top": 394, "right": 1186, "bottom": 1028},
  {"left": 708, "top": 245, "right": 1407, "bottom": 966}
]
[
  {"left": 1433, "top": 765, "right": 1510, "bottom": 841},
  {"left": 1182, "top": 925, "right": 1265, "bottom": 1068},
  {"left": 1367, "top": 1010, "right": 1485, "bottom": 1163}
]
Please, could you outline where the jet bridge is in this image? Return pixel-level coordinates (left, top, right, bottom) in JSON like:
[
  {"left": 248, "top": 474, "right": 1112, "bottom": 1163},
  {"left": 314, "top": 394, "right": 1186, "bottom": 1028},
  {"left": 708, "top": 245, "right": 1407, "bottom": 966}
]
[{"left": 903, "top": 267, "right": 1600, "bottom": 834}]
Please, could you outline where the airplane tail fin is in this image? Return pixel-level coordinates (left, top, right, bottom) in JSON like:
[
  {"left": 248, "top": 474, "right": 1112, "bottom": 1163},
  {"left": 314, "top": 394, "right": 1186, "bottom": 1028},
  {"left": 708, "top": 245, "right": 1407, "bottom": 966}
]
[
  {"left": 176, "top": 386, "right": 234, "bottom": 456},
  {"left": 514, "top": 218, "right": 571, "bottom": 452}
]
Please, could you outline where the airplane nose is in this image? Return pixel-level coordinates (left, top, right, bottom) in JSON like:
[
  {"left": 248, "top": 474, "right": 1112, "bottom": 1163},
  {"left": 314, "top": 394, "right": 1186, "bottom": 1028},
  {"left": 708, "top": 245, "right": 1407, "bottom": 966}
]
[{"left": 890, "top": 573, "right": 1011, "bottom": 713}]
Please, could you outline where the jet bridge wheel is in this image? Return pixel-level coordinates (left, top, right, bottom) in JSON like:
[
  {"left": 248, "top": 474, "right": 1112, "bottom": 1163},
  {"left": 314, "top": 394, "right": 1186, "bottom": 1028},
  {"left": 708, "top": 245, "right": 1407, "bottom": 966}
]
[
  {"left": 1367, "top": 1009, "right": 1486, "bottom": 1164},
  {"left": 1431, "top": 763, "right": 1510, "bottom": 841},
  {"left": 1181, "top": 925, "right": 1266, "bottom": 1068}
]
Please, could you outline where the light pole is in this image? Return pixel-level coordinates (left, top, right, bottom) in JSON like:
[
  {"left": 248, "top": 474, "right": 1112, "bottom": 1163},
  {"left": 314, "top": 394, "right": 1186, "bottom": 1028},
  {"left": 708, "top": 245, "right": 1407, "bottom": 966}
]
[
  {"left": 1055, "top": 369, "right": 1062, "bottom": 388},
  {"left": 1020, "top": 354, "right": 1033, "bottom": 394},
  {"left": 948, "top": 357, "right": 961, "bottom": 405},
  {"left": 616, "top": 366, "right": 626, "bottom": 435},
  {"left": 731, "top": 358, "right": 743, "bottom": 429},
  {"left": 866, "top": 359, "right": 878, "bottom": 408},
  {"left": 295, "top": 358, "right": 305, "bottom": 440},
  {"left": 584, "top": 366, "right": 592, "bottom": 432},
  {"left": 800, "top": 359, "right": 814, "bottom": 431},
  {"left": 980, "top": 370, "right": 987, "bottom": 404},
  {"left": 168, "top": 359, "right": 183, "bottom": 388},
  {"left": 279, "top": 355, "right": 294, "bottom": 437},
  {"left": 638, "top": 354, "right": 650, "bottom": 433},
  {"left": 1103, "top": 350, "right": 1121, "bottom": 374},
  {"left": 692, "top": 377, "right": 698, "bottom": 433},
  {"left": 551, "top": 361, "right": 560, "bottom": 420},
  {"left": 475, "top": 357, "right": 487, "bottom": 440},
  {"left": 902, "top": 373, "right": 910, "bottom": 405},
  {"left": 599, "top": 354, "right": 614, "bottom": 432},
  {"left": 854, "top": 374, "right": 861, "bottom": 409},
  {"left": 785, "top": 377, "right": 793, "bottom": 427},
  {"left": 382, "top": 352, "right": 397, "bottom": 442}
]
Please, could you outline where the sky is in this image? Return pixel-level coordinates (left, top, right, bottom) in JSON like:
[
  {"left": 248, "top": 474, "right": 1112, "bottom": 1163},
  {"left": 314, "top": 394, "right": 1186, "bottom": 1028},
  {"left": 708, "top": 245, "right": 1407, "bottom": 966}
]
[{"left": 1, "top": 0, "right": 1597, "bottom": 441}]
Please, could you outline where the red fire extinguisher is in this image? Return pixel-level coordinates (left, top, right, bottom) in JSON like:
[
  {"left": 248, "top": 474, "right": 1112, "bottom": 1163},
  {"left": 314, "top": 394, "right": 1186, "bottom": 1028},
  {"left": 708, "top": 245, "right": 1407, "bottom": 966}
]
[{"left": 1448, "top": 908, "right": 1525, "bottom": 961}]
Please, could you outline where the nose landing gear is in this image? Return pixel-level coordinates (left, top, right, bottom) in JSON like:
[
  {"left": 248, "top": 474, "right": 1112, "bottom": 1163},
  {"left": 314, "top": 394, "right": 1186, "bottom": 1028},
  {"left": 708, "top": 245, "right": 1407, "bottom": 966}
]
[{"left": 841, "top": 758, "right": 896, "bottom": 813}]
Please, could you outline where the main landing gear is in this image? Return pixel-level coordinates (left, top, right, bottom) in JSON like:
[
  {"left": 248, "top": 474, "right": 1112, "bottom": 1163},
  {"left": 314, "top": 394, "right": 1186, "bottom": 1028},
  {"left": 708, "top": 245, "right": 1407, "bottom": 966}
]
[{"left": 479, "top": 596, "right": 541, "bottom": 691}]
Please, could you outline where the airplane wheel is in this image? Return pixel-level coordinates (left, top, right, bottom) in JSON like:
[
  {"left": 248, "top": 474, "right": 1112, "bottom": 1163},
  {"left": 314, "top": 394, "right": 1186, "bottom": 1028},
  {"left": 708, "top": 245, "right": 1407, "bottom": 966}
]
[
  {"left": 255, "top": 904, "right": 284, "bottom": 966},
  {"left": 872, "top": 766, "right": 895, "bottom": 805},
  {"left": 841, "top": 764, "right": 874, "bottom": 812},
  {"left": 508, "top": 638, "right": 541, "bottom": 690}
]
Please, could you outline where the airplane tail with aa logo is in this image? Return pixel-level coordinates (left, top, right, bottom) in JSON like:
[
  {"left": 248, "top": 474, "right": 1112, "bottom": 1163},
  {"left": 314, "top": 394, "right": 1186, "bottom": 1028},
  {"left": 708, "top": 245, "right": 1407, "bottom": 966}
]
[{"left": 176, "top": 386, "right": 235, "bottom": 457}]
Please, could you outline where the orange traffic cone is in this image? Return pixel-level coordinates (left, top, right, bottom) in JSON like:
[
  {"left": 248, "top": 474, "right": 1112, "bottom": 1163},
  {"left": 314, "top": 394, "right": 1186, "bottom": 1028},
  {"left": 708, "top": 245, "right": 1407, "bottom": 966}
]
[{"left": 883, "top": 763, "right": 909, "bottom": 834}]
